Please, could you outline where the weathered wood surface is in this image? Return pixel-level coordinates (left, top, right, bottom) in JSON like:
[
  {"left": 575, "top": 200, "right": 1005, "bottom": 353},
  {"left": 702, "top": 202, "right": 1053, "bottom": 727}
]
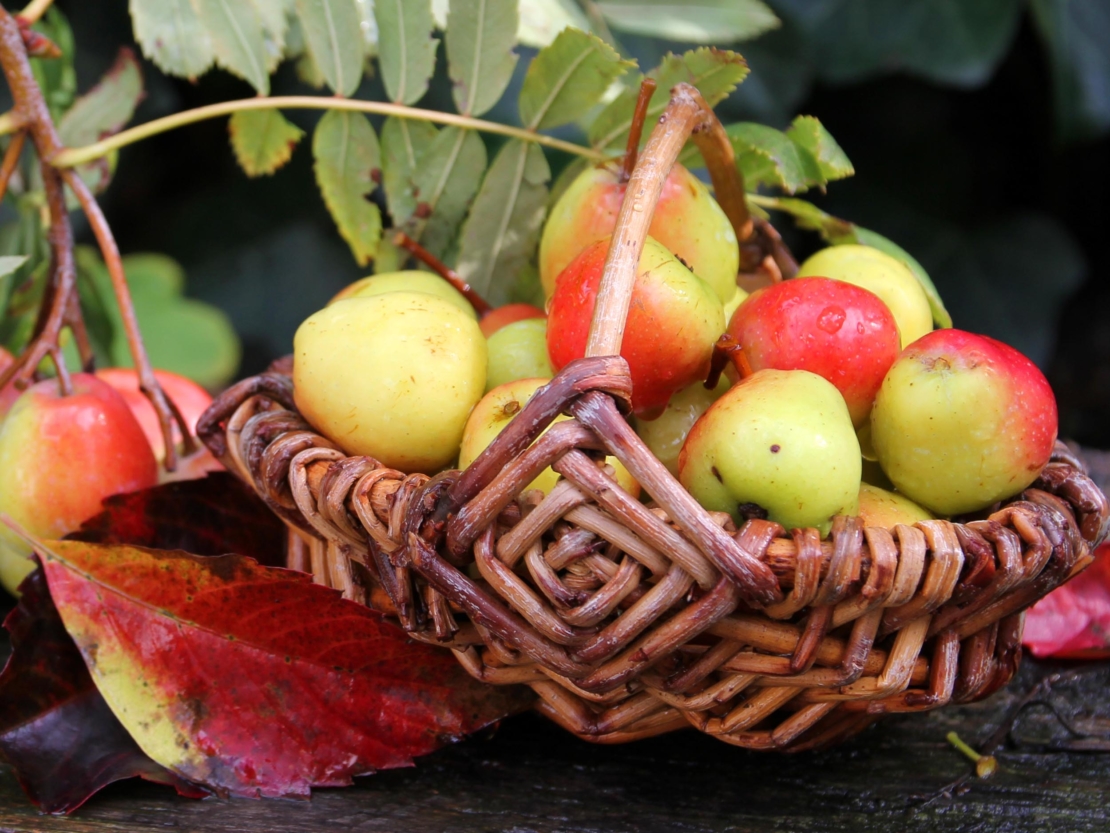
[{"left": 0, "top": 658, "right": 1107, "bottom": 833}]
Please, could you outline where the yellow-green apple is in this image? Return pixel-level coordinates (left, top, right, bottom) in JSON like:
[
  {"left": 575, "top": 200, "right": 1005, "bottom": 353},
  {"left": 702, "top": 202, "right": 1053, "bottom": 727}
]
[
  {"left": 486, "top": 318, "right": 555, "bottom": 391},
  {"left": 856, "top": 483, "right": 933, "bottom": 528},
  {"left": 479, "top": 303, "right": 545, "bottom": 338},
  {"left": 294, "top": 292, "right": 486, "bottom": 473},
  {"left": 96, "top": 368, "right": 223, "bottom": 481},
  {"left": 797, "top": 245, "right": 932, "bottom": 349},
  {"left": 679, "top": 369, "right": 860, "bottom": 533},
  {"left": 870, "top": 329, "right": 1057, "bottom": 515},
  {"left": 722, "top": 286, "right": 748, "bottom": 327},
  {"left": 0, "top": 374, "right": 158, "bottom": 594},
  {"left": 540, "top": 162, "right": 740, "bottom": 304},
  {"left": 726, "top": 277, "right": 900, "bottom": 427},
  {"left": 328, "top": 270, "right": 476, "bottom": 319},
  {"left": 459, "top": 378, "right": 639, "bottom": 497},
  {"left": 635, "top": 377, "right": 729, "bottom": 477},
  {"left": 547, "top": 235, "right": 725, "bottom": 416}
]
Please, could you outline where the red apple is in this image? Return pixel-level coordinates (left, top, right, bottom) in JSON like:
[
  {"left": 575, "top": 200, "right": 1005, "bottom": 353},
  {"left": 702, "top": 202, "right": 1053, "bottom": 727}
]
[
  {"left": 727, "top": 277, "right": 900, "bottom": 427},
  {"left": 546, "top": 236, "right": 724, "bottom": 415},
  {"left": 870, "top": 329, "right": 1058, "bottom": 515},
  {"left": 0, "top": 374, "right": 158, "bottom": 593},
  {"left": 540, "top": 162, "right": 740, "bottom": 304},
  {"left": 479, "top": 303, "right": 545, "bottom": 338}
]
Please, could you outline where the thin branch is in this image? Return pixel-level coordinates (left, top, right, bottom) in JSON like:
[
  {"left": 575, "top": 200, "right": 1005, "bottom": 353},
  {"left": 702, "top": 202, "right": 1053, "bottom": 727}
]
[
  {"left": 618, "top": 78, "right": 656, "bottom": 184},
  {"left": 60, "top": 167, "right": 195, "bottom": 469},
  {"left": 17, "top": 0, "right": 54, "bottom": 26},
  {"left": 392, "top": 231, "right": 492, "bottom": 316},
  {"left": 0, "top": 130, "right": 25, "bottom": 202},
  {"left": 51, "top": 96, "right": 606, "bottom": 170}
]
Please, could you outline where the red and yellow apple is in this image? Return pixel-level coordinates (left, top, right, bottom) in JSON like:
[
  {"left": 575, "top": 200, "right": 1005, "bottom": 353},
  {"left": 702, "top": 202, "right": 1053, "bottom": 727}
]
[
  {"left": 856, "top": 483, "right": 933, "bottom": 528},
  {"left": 480, "top": 303, "right": 545, "bottom": 338}
]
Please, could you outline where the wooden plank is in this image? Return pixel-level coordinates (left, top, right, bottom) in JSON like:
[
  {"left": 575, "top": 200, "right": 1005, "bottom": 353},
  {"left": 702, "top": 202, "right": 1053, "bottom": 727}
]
[{"left": 1, "top": 660, "right": 1107, "bottom": 832}]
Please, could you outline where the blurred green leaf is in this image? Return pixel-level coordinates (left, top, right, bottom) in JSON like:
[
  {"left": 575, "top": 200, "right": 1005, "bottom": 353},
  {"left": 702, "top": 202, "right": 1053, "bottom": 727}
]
[
  {"left": 446, "top": 0, "right": 519, "bottom": 116},
  {"left": 295, "top": 0, "right": 366, "bottom": 97},
  {"left": 313, "top": 111, "right": 383, "bottom": 266},
  {"left": 456, "top": 140, "right": 550, "bottom": 305},
  {"left": 193, "top": 0, "right": 271, "bottom": 94},
  {"left": 30, "top": 8, "right": 77, "bottom": 118},
  {"left": 375, "top": 0, "right": 438, "bottom": 105},
  {"left": 229, "top": 109, "right": 305, "bottom": 177},
  {"left": 409, "top": 127, "right": 487, "bottom": 259},
  {"left": 0, "top": 258, "right": 28, "bottom": 281},
  {"left": 761, "top": 195, "right": 952, "bottom": 328},
  {"left": 589, "top": 48, "right": 749, "bottom": 150},
  {"left": 130, "top": 0, "right": 215, "bottom": 79},
  {"left": 251, "top": 0, "right": 290, "bottom": 42},
  {"left": 519, "top": 29, "right": 632, "bottom": 130},
  {"left": 774, "top": 0, "right": 1021, "bottom": 88},
  {"left": 597, "top": 0, "right": 779, "bottom": 44},
  {"left": 727, "top": 123, "right": 808, "bottom": 193},
  {"left": 380, "top": 117, "right": 438, "bottom": 225},
  {"left": 58, "top": 49, "right": 143, "bottom": 148},
  {"left": 1030, "top": 0, "right": 1110, "bottom": 142},
  {"left": 518, "top": 0, "right": 592, "bottom": 47},
  {"left": 76, "top": 248, "right": 241, "bottom": 388},
  {"left": 785, "top": 115, "right": 853, "bottom": 187}
]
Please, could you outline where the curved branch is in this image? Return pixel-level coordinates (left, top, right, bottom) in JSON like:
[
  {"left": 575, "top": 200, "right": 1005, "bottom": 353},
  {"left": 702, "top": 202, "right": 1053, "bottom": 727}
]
[
  {"left": 51, "top": 96, "right": 606, "bottom": 170},
  {"left": 60, "top": 167, "right": 195, "bottom": 468}
]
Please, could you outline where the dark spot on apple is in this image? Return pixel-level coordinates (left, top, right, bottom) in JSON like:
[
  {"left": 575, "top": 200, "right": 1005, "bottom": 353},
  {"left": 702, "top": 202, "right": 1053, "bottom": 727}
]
[
  {"left": 711, "top": 466, "right": 723, "bottom": 483},
  {"left": 674, "top": 253, "right": 692, "bottom": 271},
  {"left": 736, "top": 502, "right": 768, "bottom": 521},
  {"left": 770, "top": 444, "right": 781, "bottom": 453}
]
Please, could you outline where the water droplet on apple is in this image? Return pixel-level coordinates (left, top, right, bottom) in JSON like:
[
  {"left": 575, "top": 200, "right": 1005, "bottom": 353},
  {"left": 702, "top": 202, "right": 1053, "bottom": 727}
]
[{"left": 816, "top": 305, "right": 846, "bottom": 334}]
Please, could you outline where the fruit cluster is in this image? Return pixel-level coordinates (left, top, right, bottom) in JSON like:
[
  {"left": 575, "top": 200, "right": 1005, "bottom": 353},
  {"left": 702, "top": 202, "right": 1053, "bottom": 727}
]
[{"left": 291, "top": 157, "right": 1059, "bottom": 543}]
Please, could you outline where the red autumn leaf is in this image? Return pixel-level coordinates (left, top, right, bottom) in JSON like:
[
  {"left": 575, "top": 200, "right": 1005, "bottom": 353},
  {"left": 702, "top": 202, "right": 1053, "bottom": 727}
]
[
  {"left": 69, "top": 471, "right": 285, "bottom": 564},
  {"left": 1023, "top": 543, "right": 1110, "bottom": 659},
  {"left": 0, "top": 564, "right": 208, "bottom": 813},
  {"left": 37, "top": 538, "right": 534, "bottom": 798}
]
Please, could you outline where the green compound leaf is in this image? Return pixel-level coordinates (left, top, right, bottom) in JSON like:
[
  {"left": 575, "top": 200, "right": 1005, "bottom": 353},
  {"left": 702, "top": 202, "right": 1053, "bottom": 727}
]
[
  {"left": 129, "top": 0, "right": 215, "bottom": 80},
  {"left": 313, "top": 110, "right": 383, "bottom": 266},
  {"left": 295, "top": 0, "right": 365, "bottom": 97},
  {"left": 446, "top": 0, "right": 519, "bottom": 117},
  {"left": 589, "top": 48, "right": 749, "bottom": 150},
  {"left": 228, "top": 109, "right": 305, "bottom": 177},
  {"left": 761, "top": 196, "right": 952, "bottom": 328},
  {"left": 375, "top": 0, "right": 438, "bottom": 105},
  {"left": 727, "top": 122, "right": 809, "bottom": 194},
  {"left": 785, "top": 115, "right": 853, "bottom": 187},
  {"left": 380, "top": 117, "right": 438, "bottom": 226},
  {"left": 409, "top": 127, "right": 487, "bottom": 259},
  {"left": 596, "top": 0, "right": 779, "bottom": 44},
  {"left": 518, "top": 28, "right": 632, "bottom": 131},
  {"left": 456, "top": 140, "right": 551, "bottom": 305},
  {"left": 192, "top": 0, "right": 271, "bottom": 94}
]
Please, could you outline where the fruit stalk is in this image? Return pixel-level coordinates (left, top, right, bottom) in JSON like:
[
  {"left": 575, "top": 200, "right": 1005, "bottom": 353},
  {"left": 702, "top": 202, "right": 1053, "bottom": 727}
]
[
  {"left": 618, "top": 78, "right": 656, "bottom": 184},
  {"left": 0, "top": 7, "right": 190, "bottom": 470},
  {"left": 392, "top": 231, "right": 493, "bottom": 317}
]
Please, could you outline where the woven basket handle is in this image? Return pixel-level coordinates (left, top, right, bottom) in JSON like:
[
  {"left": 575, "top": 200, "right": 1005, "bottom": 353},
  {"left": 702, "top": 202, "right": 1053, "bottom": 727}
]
[{"left": 585, "top": 83, "right": 750, "bottom": 357}]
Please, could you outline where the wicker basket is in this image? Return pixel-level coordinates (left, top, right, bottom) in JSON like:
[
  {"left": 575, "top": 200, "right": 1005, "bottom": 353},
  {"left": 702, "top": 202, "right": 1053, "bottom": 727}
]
[{"left": 197, "top": 84, "right": 1109, "bottom": 751}]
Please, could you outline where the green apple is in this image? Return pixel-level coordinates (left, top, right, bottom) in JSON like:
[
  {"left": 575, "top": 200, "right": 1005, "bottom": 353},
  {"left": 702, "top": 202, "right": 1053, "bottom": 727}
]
[
  {"left": 328, "top": 270, "right": 476, "bottom": 319},
  {"left": 0, "top": 374, "right": 158, "bottom": 594},
  {"left": 856, "top": 483, "right": 932, "bottom": 528},
  {"left": 634, "top": 377, "right": 729, "bottom": 477},
  {"left": 459, "top": 378, "right": 639, "bottom": 497},
  {"left": 797, "top": 244, "right": 932, "bottom": 349},
  {"left": 294, "top": 292, "right": 486, "bottom": 473},
  {"left": 679, "top": 369, "right": 860, "bottom": 534},
  {"left": 540, "top": 162, "right": 740, "bottom": 304},
  {"left": 722, "top": 286, "right": 748, "bottom": 327},
  {"left": 870, "top": 329, "right": 1057, "bottom": 515},
  {"left": 486, "top": 318, "right": 555, "bottom": 391}
]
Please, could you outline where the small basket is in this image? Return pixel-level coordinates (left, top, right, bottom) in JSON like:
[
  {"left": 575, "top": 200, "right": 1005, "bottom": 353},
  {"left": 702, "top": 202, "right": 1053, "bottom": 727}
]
[{"left": 197, "top": 84, "right": 1109, "bottom": 751}]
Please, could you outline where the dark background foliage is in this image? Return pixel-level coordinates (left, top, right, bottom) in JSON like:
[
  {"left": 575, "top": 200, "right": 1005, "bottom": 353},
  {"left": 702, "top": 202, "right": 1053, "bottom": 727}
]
[{"left": 54, "top": 0, "right": 1110, "bottom": 444}]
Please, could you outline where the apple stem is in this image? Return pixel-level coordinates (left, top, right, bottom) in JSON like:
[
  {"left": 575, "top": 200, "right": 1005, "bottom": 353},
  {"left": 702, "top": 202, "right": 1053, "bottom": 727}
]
[
  {"left": 392, "top": 231, "right": 494, "bottom": 317},
  {"left": 706, "top": 333, "right": 751, "bottom": 389},
  {"left": 0, "top": 7, "right": 190, "bottom": 470},
  {"left": 618, "top": 78, "right": 656, "bottom": 184}
]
